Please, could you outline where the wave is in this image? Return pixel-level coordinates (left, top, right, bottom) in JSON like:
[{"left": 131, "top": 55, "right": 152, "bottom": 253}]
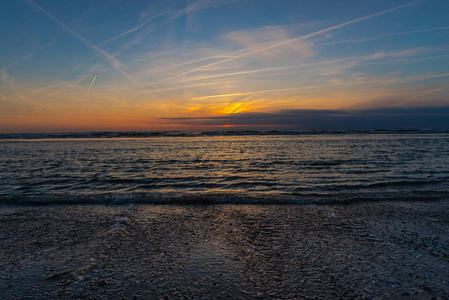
[
  {"left": 1, "top": 128, "right": 449, "bottom": 140},
  {"left": 1, "top": 191, "right": 448, "bottom": 206},
  {"left": 326, "top": 179, "right": 448, "bottom": 191}
]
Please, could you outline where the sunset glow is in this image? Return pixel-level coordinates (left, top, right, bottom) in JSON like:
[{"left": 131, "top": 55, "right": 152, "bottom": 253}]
[{"left": 1, "top": 0, "right": 448, "bottom": 132}]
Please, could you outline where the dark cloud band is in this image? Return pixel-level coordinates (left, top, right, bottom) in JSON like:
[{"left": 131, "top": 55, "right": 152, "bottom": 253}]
[{"left": 162, "top": 107, "right": 449, "bottom": 129}]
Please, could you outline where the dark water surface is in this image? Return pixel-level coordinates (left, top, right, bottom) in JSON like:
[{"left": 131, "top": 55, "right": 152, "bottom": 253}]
[{"left": 1, "top": 133, "right": 448, "bottom": 204}]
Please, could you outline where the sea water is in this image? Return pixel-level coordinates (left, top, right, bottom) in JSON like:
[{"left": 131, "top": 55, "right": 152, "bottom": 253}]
[{"left": 1, "top": 131, "right": 448, "bottom": 204}]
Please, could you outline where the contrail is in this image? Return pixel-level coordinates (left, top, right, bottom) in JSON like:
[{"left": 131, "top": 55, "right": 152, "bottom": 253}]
[
  {"left": 24, "top": 0, "right": 138, "bottom": 85},
  {"left": 130, "top": 51, "right": 172, "bottom": 64},
  {"left": 86, "top": 76, "right": 97, "bottom": 95},
  {"left": 32, "top": 65, "right": 101, "bottom": 93},
  {"left": 192, "top": 84, "right": 340, "bottom": 100},
  {"left": 157, "top": 0, "right": 421, "bottom": 84},
  {"left": 176, "top": 57, "right": 354, "bottom": 83},
  {"left": 15, "top": 90, "right": 84, "bottom": 118},
  {"left": 405, "top": 83, "right": 449, "bottom": 100},
  {"left": 97, "top": 0, "right": 240, "bottom": 47},
  {"left": 25, "top": 0, "right": 168, "bottom": 96},
  {"left": 318, "top": 25, "right": 449, "bottom": 47},
  {"left": 16, "top": 91, "right": 64, "bottom": 113},
  {"left": 3, "top": 53, "right": 35, "bottom": 70},
  {"left": 32, "top": 82, "right": 67, "bottom": 93},
  {"left": 96, "top": 11, "right": 170, "bottom": 47},
  {"left": 26, "top": 0, "right": 171, "bottom": 98}
]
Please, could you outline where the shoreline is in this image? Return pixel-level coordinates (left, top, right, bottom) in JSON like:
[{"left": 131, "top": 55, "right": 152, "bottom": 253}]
[{"left": 1, "top": 200, "right": 448, "bottom": 299}]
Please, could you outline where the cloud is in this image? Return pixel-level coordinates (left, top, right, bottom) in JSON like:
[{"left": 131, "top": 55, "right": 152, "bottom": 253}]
[
  {"left": 99, "top": 0, "right": 244, "bottom": 48},
  {"left": 191, "top": 84, "right": 335, "bottom": 100},
  {"left": 169, "top": 0, "right": 245, "bottom": 19},
  {"left": 161, "top": 106, "right": 449, "bottom": 129},
  {"left": 86, "top": 76, "right": 97, "bottom": 95},
  {"left": 32, "top": 65, "right": 101, "bottom": 93},
  {"left": 24, "top": 0, "right": 140, "bottom": 86},
  {"left": 0, "top": 52, "right": 36, "bottom": 90},
  {"left": 15, "top": 91, "right": 65, "bottom": 113},
  {"left": 318, "top": 25, "right": 449, "bottom": 48},
  {"left": 96, "top": 11, "right": 167, "bottom": 47},
  {"left": 404, "top": 83, "right": 449, "bottom": 100},
  {"left": 224, "top": 26, "right": 313, "bottom": 61},
  {"left": 154, "top": 0, "right": 421, "bottom": 84},
  {"left": 1, "top": 53, "right": 35, "bottom": 71},
  {"left": 361, "top": 47, "right": 430, "bottom": 61}
]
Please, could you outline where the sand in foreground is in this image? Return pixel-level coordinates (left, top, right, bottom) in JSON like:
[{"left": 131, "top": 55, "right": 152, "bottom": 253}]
[{"left": 1, "top": 201, "right": 448, "bottom": 299}]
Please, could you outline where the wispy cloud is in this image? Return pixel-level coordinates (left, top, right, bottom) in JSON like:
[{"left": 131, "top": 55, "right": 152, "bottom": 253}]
[
  {"left": 1, "top": 53, "right": 34, "bottom": 71},
  {"left": 1, "top": 41, "right": 58, "bottom": 94},
  {"left": 191, "top": 84, "right": 340, "bottom": 100},
  {"left": 173, "top": 47, "right": 434, "bottom": 100},
  {"left": 96, "top": 11, "right": 169, "bottom": 47},
  {"left": 32, "top": 65, "right": 101, "bottom": 93},
  {"left": 360, "top": 47, "right": 430, "bottom": 61},
  {"left": 6, "top": 0, "right": 446, "bottom": 132},
  {"left": 318, "top": 25, "right": 449, "bottom": 47},
  {"left": 166, "top": 46, "right": 443, "bottom": 101},
  {"left": 155, "top": 0, "right": 421, "bottom": 84},
  {"left": 130, "top": 51, "right": 172, "bottom": 64},
  {"left": 24, "top": 0, "right": 140, "bottom": 86},
  {"left": 165, "top": 0, "right": 244, "bottom": 20},
  {"left": 0, "top": 52, "right": 36, "bottom": 92},
  {"left": 405, "top": 82, "right": 449, "bottom": 100},
  {"left": 98, "top": 0, "right": 244, "bottom": 49},
  {"left": 173, "top": 57, "right": 356, "bottom": 83},
  {"left": 13, "top": 90, "right": 74, "bottom": 115},
  {"left": 32, "top": 82, "right": 69, "bottom": 93},
  {"left": 224, "top": 26, "right": 314, "bottom": 60},
  {"left": 162, "top": 106, "right": 449, "bottom": 129}
]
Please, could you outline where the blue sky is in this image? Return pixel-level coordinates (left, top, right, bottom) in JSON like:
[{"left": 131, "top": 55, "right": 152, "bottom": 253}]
[{"left": 0, "top": 0, "right": 448, "bottom": 132}]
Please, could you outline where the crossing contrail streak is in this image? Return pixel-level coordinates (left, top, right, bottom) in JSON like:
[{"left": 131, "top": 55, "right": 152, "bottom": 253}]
[
  {"left": 156, "top": 0, "right": 421, "bottom": 84},
  {"left": 24, "top": 0, "right": 139, "bottom": 86},
  {"left": 86, "top": 76, "right": 97, "bottom": 95}
]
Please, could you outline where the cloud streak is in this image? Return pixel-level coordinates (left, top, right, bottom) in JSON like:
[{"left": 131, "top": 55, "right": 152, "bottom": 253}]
[
  {"left": 98, "top": 0, "right": 244, "bottom": 48},
  {"left": 318, "top": 25, "right": 449, "bottom": 47},
  {"left": 95, "top": 11, "right": 169, "bottom": 47},
  {"left": 24, "top": 0, "right": 139, "bottom": 86},
  {"left": 32, "top": 65, "right": 101, "bottom": 93},
  {"left": 405, "top": 83, "right": 449, "bottom": 100},
  {"left": 162, "top": 106, "right": 449, "bottom": 129},
  {"left": 86, "top": 75, "right": 97, "bottom": 95},
  {"left": 191, "top": 84, "right": 340, "bottom": 100},
  {"left": 156, "top": 0, "right": 421, "bottom": 84}
]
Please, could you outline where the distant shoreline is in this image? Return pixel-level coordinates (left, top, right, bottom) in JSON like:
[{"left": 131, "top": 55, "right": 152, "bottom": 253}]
[{"left": 1, "top": 128, "right": 449, "bottom": 140}]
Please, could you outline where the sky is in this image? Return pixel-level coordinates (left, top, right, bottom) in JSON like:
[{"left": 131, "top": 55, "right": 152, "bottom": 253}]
[{"left": 0, "top": 0, "right": 448, "bottom": 133}]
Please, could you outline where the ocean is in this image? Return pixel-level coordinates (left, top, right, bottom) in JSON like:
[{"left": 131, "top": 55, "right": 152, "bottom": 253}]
[
  {"left": 1, "top": 130, "right": 448, "bottom": 205},
  {"left": 2, "top": 130, "right": 449, "bottom": 299}
]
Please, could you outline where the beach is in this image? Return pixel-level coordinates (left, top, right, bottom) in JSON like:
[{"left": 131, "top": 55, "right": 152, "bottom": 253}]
[{"left": 1, "top": 200, "right": 448, "bottom": 299}]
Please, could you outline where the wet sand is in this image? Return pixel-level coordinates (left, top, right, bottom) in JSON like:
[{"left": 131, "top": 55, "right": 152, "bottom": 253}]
[{"left": 1, "top": 201, "right": 448, "bottom": 299}]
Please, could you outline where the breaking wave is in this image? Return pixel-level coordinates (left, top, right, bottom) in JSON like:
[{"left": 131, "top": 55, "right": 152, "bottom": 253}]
[{"left": 1, "top": 191, "right": 448, "bottom": 205}]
